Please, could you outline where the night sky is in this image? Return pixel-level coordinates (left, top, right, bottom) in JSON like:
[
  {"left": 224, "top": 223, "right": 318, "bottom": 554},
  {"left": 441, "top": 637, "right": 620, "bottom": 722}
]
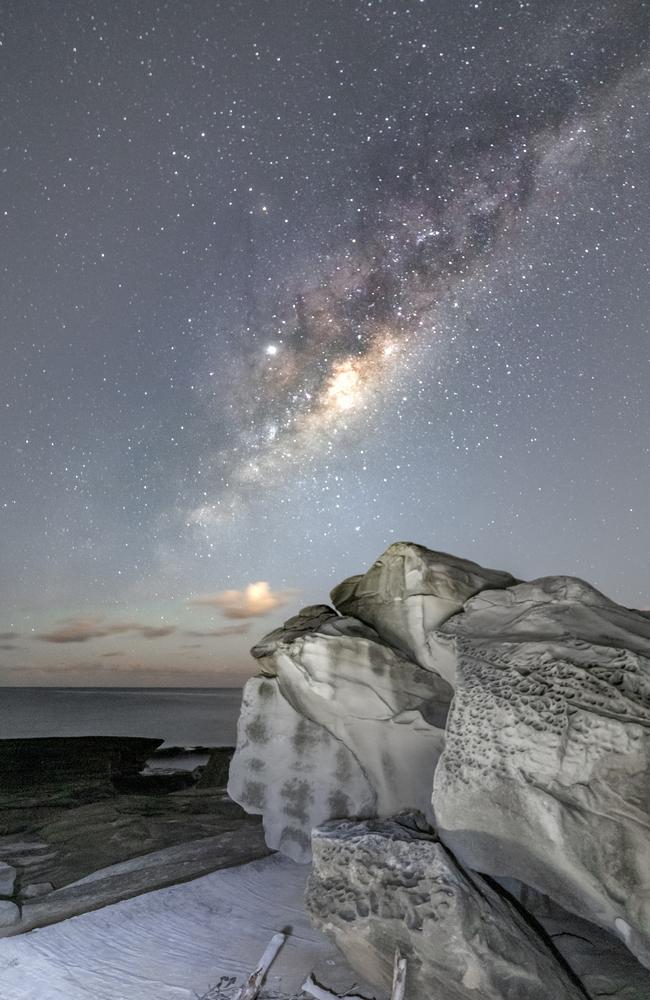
[{"left": 1, "top": 0, "right": 648, "bottom": 686}]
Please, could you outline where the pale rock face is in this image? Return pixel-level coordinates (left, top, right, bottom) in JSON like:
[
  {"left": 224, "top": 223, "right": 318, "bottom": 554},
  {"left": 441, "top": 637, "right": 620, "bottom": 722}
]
[
  {"left": 0, "top": 863, "right": 16, "bottom": 898},
  {"left": 19, "top": 882, "right": 54, "bottom": 900},
  {"left": 330, "top": 542, "right": 516, "bottom": 684},
  {"left": 0, "top": 901, "right": 20, "bottom": 928},
  {"left": 227, "top": 676, "right": 374, "bottom": 862},
  {"left": 228, "top": 605, "right": 451, "bottom": 862},
  {"left": 306, "top": 816, "right": 585, "bottom": 1000},
  {"left": 433, "top": 575, "right": 650, "bottom": 968}
]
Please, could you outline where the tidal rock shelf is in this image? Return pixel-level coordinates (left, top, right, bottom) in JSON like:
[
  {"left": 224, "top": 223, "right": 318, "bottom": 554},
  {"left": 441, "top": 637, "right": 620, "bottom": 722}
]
[
  {"left": 229, "top": 541, "right": 650, "bottom": 999},
  {"left": 0, "top": 739, "right": 269, "bottom": 935},
  {"left": 0, "top": 855, "right": 376, "bottom": 1000}
]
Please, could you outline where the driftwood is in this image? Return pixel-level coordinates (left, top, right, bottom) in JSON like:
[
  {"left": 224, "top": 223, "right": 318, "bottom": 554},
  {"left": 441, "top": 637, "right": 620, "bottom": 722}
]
[
  {"left": 218, "top": 933, "right": 405, "bottom": 1000},
  {"left": 390, "top": 949, "right": 407, "bottom": 1000},
  {"left": 302, "top": 949, "right": 406, "bottom": 1000},
  {"left": 301, "top": 974, "right": 367, "bottom": 1000},
  {"left": 233, "top": 932, "right": 286, "bottom": 1000}
]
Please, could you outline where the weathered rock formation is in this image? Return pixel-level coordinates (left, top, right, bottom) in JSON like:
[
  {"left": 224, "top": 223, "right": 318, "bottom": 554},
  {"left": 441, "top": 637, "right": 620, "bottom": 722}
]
[
  {"left": 433, "top": 576, "right": 650, "bottom": 967},
  {"left": 330, "top": 542, "right": 516, "bottom": 683},
  {"left": 307, "top": 815, "right": 585, "bottom": 1000},
  {"left": 0, "top": 741, "right": 269, "bottom": 936},
  {"left": 228, "top": 604, "right": 452, "bottom": 861},
  {"left": 0, "top": 863, "right": 16, "bottom": 897},
  {"left": 230, "top": 541, "right": 650, "bottom": 993}
]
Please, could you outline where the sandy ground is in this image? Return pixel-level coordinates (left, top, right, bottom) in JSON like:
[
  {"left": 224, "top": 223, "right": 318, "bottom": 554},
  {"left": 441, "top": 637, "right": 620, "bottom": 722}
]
[{"left": 0, "top": 854, "right": 379, "bottom": 1000}]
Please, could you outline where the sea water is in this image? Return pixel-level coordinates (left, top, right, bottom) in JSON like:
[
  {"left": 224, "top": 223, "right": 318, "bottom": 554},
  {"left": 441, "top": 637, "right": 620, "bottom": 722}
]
[{"left": 0, "top": 687, "right": 242, "bottom": 747}]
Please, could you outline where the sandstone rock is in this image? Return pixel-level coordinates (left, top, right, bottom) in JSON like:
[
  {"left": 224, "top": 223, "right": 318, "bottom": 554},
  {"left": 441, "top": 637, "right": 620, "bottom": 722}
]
[
  {"left": 20, "top": 882, "right": 54, "bottom": 900},
  {"left": 433, "top": 575, "right": 650, "bottom": 968},
  {"left": 0, "top": 863, "right": 16, "bottom": 897},
  {"left": 0, "top": 901, "right": 20, "bottom": 928},
  {"left": 228, "top": 674, "right": 375, "bottom": 862},
  {"left": 0, "top": 780, "right": 269, "bottom": 936},
  {"left": 307, "top": 815, "right": 585, "bottom": 1000},
  {"left": 499, "top": 879, "right": 650, "bottom": 1000},
  {"left": 16, "top": 829, "right": 269, "bottom": 935},
  {"left": 330, "top": 542, "right": 516, "bottom": 683},
  {"left": 228, "top": 605, "right": 452, "bottom": 861}
]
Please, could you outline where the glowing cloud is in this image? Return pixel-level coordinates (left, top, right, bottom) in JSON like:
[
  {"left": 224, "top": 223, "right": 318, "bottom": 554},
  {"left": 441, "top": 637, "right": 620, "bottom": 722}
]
[
  {"left": 191, "top": 582, "right": 297, "bottom": 619},
  {"left": 184, "top": 623, "right": 251, "bottom": 638}
]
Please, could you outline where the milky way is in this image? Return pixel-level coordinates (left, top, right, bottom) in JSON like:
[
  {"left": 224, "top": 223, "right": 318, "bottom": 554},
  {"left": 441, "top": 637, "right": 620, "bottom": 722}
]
[
  {"left": 190, "top": 0, "right": 649, "bottom": 525},
  {"left": 1, "top": 0, "right": 649, "bottom": 685}
]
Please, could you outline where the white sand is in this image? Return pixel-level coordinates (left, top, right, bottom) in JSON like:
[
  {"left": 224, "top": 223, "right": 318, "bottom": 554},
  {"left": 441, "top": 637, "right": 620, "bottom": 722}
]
[{"left": 0, "top": 855, "right": 376, "bottom": 1000}]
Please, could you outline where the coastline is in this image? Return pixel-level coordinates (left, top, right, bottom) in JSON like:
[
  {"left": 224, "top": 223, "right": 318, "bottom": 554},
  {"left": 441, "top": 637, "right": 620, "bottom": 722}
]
[
  {"left": 0, "top": 733, "right": 379, "bottom": 999},
  {"left": 0, "top": 737, "right": 267, "bottom": 936},
  {"left": 0, "top": 687, "right": 243, "bottom": 747}
]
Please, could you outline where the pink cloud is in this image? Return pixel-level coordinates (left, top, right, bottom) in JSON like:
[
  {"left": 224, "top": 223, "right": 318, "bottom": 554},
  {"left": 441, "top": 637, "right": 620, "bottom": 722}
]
[
  {"left": 37, "top": 616, "right": 176, "bottom": 644},
  {"left": 191, "top": 582, "right": 297, "bottom": 619}
]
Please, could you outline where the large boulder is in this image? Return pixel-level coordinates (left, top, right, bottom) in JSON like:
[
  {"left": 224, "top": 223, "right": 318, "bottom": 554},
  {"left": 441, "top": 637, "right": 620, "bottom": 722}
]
[
  {"left": 433, "top": 576, "right": 650, "bottom": 968},
  {"left": 0, "top": 864, "right": 16, "bottom": 898},
  {"left": 227, "top": 675, "right": 374, "bottom": 862},
  {"left": 228, "top": 605, "right": 452, "bottom": 862},
  {"left": 306, "top": 815, "right": 585, "bottom": 1000},
  {"left": 330, "top": 543, "right": 516, "bottom": 683},
  {"left": 0, "top": 901, "right": 20, "bottom": 928}
]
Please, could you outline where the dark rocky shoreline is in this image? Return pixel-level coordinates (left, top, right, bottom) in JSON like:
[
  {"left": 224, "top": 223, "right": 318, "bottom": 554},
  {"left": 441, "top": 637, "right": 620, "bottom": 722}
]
[{"left": 0, "top": 737, "right": 270, "bottom": 935}]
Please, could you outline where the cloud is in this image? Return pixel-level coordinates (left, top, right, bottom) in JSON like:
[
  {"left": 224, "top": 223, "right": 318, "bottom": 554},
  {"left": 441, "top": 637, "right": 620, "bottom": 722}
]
[
  {"left": 138, "top": 625, "right": 177, "bottom": 639},
  {"left": 0, "top": 644, "right": 17, "bottom": 651},
  {"left": 36, "top": 616, "right": 176, "bottom": 644},
  {"left": 184, "top": 623, "right": 251, "bottom": 638},
  {"left": 0, "top": 632, "right": 18, "bottom": 641},
  {"left": 191, "top": 582, "right": 297, "bottom": 619}
]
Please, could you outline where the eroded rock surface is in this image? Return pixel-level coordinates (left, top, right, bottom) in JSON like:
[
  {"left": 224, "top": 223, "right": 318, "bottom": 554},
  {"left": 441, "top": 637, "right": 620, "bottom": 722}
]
[
  {"left": 233, "top": 542, "right": 650, "bottom": 987},
  {"left": 433, "top": 575, "right": 650, "bottom": 968},
  {"left": 228, "top": 674, "right": 374, "bottom": 861},
  {"left": 228, "top": 604, "right": 451, "bottom": 861},
  {"left": 330, "top": 543, "right": 516, "bottom": 683},
  {"left": 499, "top": 879, "right": 650, "bottom": 1000},
  {"left": 306, "top": 815, "right": 585, "bottom": 1000},
  {"left": 0, "top": 864, "right": 16, "bottom": 897},
  {"left": 0, "top": 743, "right": 269, "bottom": 936},
  {"left": 0, "top": 902, "right": 20, "bottom": 928}
]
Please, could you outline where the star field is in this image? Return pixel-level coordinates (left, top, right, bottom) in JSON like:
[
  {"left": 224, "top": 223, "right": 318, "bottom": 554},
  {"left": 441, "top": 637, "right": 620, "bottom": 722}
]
[{"left": 1, "top": 0, "right": 648, "bottom": 685}]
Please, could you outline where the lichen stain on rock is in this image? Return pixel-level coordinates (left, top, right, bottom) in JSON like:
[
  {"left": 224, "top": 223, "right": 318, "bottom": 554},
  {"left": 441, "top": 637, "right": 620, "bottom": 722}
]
[
  {"left": 245, "top": 716, "right": 269, "bottom": 744},
  {"left": 335, "top": 746, "right": 353, "bottom": 783},
  {"left": 280, "top": 777, "right": 313, "bottom": 823},
  {"left": 292, "top": 716, "right": 327, "bottom": 754},
  {"left": 257, "top": 680, "right": 276, "bottom": 701},
  {"left": 279, "top": 825, "right": 311, "bottom": 854},
  {"left": 242, "top": 780, "right": 266, "bottom": 809},
  {"left": 328, "top": 789, "right": 352, "bottom": 816}
]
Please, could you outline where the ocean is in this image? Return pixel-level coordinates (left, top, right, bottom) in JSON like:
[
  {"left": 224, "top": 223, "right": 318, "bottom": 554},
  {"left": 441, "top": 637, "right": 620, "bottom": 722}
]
[{"left": 0, "top": 687, "right": 243, "bottom": 747}]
